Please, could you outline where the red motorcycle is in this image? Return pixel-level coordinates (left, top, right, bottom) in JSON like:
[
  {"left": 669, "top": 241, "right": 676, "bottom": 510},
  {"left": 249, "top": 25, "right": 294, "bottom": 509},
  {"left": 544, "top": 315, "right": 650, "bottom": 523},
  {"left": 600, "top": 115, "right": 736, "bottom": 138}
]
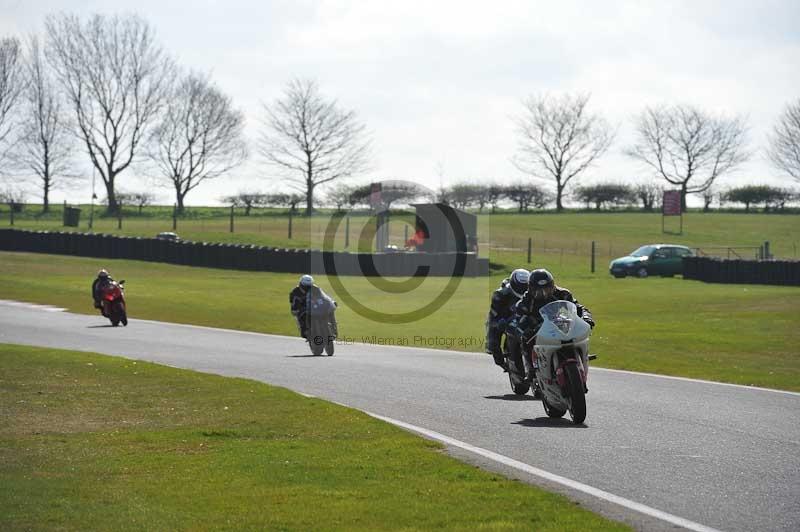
[{"left": 100, "top": 280, "right": 128, "bottom": 327}]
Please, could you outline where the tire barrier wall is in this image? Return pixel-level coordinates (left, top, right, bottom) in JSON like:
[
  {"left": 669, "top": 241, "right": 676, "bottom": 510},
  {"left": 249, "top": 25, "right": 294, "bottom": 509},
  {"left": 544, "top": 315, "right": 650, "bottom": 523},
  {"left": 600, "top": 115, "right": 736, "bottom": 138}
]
[
  {"left": 0, "top": 229, "right": 490, "bottom": 277},
  {"left": 682, "top": 256, "right": 800, "bottom": 286}
]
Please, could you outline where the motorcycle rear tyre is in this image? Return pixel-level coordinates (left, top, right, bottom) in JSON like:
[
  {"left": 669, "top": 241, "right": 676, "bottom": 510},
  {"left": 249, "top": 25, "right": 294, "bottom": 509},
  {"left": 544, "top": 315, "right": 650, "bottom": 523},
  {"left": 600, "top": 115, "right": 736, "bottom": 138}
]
[
  {"left": 324, "top": 337, "right": 334, "bottom": 356},
  {"left": 565, "top": 363, "right": 587, "bottom": 424}
]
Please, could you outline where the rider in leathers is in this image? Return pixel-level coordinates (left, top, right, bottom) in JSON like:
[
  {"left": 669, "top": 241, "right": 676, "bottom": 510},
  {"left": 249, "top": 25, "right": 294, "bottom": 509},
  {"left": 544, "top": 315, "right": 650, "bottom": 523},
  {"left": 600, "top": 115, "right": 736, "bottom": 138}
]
[
  {"left": 485, "top": 268, "right": 529, "bottom": 368},
  {"left": 506, "top": 269, "right": 595, "bottom": 382},
  {"left": 289, "top": 274, "right": 338, "bottom": 340},
  {"left": 91, "top": 269, "right": 113, "bottom": 312}
]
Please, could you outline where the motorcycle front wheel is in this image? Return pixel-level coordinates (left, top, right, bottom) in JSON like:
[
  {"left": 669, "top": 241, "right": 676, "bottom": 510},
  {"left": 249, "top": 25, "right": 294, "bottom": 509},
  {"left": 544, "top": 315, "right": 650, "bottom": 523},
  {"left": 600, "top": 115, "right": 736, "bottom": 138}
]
[
  {"left": 115, "top": 302, "right": 128, "bottom": 326},
  {"left": 565, "top": 364, "right": 587, "bottom": 424},
  {"left": 541, "top": 393, "right": 566, "bottom": 418}
]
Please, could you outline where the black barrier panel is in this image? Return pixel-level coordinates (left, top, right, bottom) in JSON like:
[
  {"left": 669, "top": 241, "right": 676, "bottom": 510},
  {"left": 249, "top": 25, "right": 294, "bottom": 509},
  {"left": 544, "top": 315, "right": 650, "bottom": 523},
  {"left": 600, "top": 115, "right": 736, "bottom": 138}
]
[
  {"left": 64, "top": 232, "right": 77, "bottom": 256},
  {"left": 681, "top": 256, "right": 800, "bottom": 286},
  {"left": 0, "top": 229, "right": 491, "bottom": 277},
  {"left": 79, "top": 233, "right": 94, "bottom": 257},
  {"left": 186, "top": 241, "right": 201, "bottom": 267},
  {"left": 123, "top": 236, "right": 137, "bottom": 260}
]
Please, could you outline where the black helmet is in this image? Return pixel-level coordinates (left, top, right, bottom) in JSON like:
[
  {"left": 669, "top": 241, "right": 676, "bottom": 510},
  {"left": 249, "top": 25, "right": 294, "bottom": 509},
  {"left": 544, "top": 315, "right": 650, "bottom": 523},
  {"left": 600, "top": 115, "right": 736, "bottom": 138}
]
[
  {"left": 529, "top": 268, "right": 555, "bottom": 299},
  {"left": 508, "top": 268, "right": 529, "bottom": 297}
]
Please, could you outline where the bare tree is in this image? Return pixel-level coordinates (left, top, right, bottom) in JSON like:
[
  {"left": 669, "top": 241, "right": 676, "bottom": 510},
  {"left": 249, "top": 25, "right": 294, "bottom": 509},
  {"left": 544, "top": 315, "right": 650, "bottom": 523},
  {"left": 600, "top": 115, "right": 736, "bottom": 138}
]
[
  {"left": 627, "top": 104, "right": 749, "bottom": 210},
  {"left": 514, "top": 93, "right": 614, "bottom": 211},
  {"left": 634, "top": 182, "right": 662, "bottom": 212},
  {"left": 265, "top": 192, "right": 304, "bottom": 214},
  {"left": 148, "top": 72, "right": 247, "bottom": 213},
  {"left": 768, "top": 99, "right": 800, "bottom": 182},
  {"left": 573, "top": 182, "right": 635, "bottom": 211},
  {"left": 116, "top": 191, "right": 156, "bottom": 214},
  {"left": 259, "top": 78, "right": 370, "bottom": 215},
  {"left": 487, "top": 184, "right": 505, "bottom": 213},
  {"left": 14, "top": 36, "right": 78, "bottom": 213},
  {"left": 221, "top": 191, "right": 268, "bottom": 216},
  {"left": 1, "top": 184, "right": 26, "bottom": 211},
  {"left": 324, "top": 182, "right": 356, "bottom": 211},
  {"left": 0, "top": 36, "right": 26, "bottom": 175},
  {"left": 446, "top": 183, "right": 479, "bottom": 210},
  {"left": 504, "top": 183, "right": 552, "bottom": 213},
  {"left": 45, "top": 13, "right": 174, "bottom": 214},
  {"left": 700, "top": 186, "right": 718, "bottom": 212}
]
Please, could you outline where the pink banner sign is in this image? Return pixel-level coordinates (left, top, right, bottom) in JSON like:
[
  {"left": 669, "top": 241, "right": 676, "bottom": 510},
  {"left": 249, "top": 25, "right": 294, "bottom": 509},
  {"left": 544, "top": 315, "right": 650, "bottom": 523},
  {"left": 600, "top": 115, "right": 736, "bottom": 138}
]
[{"left": 663, "top": 190, "right": 682, "bottom": 216}]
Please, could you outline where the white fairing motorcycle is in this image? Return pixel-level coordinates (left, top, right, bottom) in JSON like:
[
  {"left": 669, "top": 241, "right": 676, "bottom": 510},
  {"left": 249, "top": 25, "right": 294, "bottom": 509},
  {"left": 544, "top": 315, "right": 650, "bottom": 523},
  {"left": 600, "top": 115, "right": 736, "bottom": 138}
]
[{"left": 531, "top": 300, "right": 596, "bottom": 424}]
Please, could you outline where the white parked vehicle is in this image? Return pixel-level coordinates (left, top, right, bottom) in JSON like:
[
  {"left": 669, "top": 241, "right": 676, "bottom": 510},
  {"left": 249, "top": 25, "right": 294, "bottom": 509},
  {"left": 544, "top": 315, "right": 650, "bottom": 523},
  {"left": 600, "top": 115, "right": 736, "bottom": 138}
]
[{"left": 531, "top": 300, "right": 596, "bottom": 424}]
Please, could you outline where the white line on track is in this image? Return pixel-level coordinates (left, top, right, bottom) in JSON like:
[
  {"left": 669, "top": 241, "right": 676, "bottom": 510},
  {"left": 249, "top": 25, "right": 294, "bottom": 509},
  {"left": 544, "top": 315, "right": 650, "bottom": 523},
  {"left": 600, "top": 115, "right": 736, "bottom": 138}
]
[
  {"left": 0, "top": 299, "right": 66, "bottom": 312},
  {"left": 364, "top": 410, "right": 723, "bottom": 532}
]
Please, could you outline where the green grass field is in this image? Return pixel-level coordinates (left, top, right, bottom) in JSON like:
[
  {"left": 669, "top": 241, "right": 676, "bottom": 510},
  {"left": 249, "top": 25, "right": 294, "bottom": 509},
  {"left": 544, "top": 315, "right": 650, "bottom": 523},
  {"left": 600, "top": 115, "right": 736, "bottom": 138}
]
[
  {"left": 1, "top": 208, "right": 798, "bottom": 529},
  {"left": 0, "top": 343, "right": 629, "bottom": 531},
  {"left": 6, "top": 205, "right": 800, "bottom": 260},
  {"left": 1, "top": 250, "right": 798, "bottom": 391}
]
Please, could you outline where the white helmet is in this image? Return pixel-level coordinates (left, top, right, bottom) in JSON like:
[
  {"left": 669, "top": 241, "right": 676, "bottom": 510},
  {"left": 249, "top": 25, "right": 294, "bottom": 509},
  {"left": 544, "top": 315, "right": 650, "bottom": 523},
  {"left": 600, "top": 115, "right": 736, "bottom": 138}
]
[{"left": 299, "top": 274, "right": 314, "bottom": 288}]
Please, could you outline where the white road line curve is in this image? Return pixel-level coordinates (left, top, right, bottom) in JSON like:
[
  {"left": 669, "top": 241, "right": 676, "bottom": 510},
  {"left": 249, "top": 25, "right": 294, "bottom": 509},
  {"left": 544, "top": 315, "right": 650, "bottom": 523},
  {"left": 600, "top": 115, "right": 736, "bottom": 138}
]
[
  {"left": 0, "top": 299, "right": 67, "bottom": 312},
  {"left": 365, "top": 410, "right": 723, "bottom": 532}
]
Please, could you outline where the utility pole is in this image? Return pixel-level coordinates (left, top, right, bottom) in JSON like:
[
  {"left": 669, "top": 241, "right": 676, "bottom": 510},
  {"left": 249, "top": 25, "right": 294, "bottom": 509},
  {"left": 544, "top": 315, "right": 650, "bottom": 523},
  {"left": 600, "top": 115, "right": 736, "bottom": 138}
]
[{"left": 89, "top": 167, "right": 96, "bottom": 230}]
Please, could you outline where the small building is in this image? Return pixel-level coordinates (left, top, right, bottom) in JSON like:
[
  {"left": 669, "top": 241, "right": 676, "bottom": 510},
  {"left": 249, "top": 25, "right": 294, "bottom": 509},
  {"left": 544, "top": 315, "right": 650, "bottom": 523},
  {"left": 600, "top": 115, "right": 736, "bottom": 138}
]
[{"left": 410, "top": 203, "right": 478, "bottom": 253}]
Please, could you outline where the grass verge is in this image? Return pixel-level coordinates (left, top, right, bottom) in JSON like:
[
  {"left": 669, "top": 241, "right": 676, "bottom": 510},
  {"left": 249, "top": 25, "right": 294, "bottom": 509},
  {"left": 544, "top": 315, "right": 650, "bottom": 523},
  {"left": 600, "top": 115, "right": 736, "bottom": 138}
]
[
  {"left": 0, "top": 343, "right": 629, "bottom": 531},
  {"left": 6, "top": 210, "right": 800, "bottom": 259}
]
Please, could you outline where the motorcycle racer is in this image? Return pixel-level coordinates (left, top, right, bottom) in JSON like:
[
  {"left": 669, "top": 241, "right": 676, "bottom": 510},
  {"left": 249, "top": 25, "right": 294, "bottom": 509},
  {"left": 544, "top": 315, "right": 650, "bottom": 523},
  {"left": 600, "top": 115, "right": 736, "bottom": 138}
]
[
  {"left": 507, "top": 269, "right": 595, "bottom": 382},
  {"left": 485, "top": 268, "right": 529, "bottom": 368},
  {"left": 289, "top": 274, "right": 338, "bottom": 340}
]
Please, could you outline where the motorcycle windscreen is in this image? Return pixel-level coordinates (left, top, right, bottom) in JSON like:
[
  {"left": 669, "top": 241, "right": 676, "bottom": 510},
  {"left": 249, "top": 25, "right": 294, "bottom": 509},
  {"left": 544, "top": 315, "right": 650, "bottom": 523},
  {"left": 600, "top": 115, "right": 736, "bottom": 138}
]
[
  {"left": 308, "top": 295, "right": 335, "bottom": 317},
  {"left": 538, "top": 300, "right": 578, "bottom": 335}
]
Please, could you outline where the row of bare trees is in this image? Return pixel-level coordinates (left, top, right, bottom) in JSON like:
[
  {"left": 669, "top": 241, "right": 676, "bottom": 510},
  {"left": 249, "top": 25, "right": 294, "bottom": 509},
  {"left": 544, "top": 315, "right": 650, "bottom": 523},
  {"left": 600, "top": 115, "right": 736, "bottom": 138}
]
[
  {"left": 1, "top": 13, "right": 798, "bottom": 217},
  {"left": 0, "top": 14, "right": 247, "bottom": 215}
]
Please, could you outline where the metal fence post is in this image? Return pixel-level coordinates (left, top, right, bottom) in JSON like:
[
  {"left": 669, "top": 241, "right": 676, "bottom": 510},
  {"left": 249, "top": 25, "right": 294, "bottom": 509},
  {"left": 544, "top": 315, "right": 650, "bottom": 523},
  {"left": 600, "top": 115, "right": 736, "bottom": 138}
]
[
  {"left": 345, "top": 215, "right": 349, "bottom": 248},
  {"left": 764, "top": 241, "right": 770, "bottom": 260},
  {"left": 288, "top": 212, "right": 293, "bottom": 240},
  {"left": 527, "top": 237, "right": 532, "bottom": 264},
  {"left": 172, "top": 204, "right": 177, "bottom": 231},
  {"left": 591, "top": 241, "right": 596, "bottom": 273}
]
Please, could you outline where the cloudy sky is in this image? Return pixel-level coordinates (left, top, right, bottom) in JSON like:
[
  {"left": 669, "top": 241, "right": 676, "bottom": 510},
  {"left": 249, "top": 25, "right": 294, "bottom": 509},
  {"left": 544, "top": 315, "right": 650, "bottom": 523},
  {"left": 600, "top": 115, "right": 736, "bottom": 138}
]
[{"left": 2, "top": 0, "right": 799, "bottom": 206}]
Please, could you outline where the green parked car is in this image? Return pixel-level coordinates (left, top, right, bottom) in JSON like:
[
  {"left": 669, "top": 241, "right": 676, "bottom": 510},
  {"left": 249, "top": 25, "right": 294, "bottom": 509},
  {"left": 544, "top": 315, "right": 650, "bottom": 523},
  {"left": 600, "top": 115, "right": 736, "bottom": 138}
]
[{"left": 609, "top": 244, "right": 694, "bottom": 278}]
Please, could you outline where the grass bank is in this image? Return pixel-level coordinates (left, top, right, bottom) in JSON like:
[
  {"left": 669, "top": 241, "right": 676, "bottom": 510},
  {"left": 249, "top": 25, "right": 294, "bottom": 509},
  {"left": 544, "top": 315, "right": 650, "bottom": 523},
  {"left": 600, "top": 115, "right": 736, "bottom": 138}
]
[
  {"left": 6, "top": 209, "right": 799, "bottom": 259},
  {"left": 0, "top": 343, "right": 629, "bottom": 531},
  {"left": 1, "top": 251, "right": 798, "bottom": 391}
]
